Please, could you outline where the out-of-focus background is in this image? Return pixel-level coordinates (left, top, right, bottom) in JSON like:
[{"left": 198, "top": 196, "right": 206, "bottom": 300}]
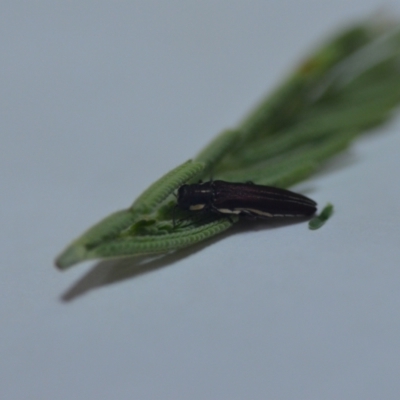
[{"left": 2, "top": 2, "right": 400, "bottom": 399}]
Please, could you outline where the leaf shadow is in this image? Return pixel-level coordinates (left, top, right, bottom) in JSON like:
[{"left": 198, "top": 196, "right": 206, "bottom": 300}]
[{"left": 60, "top": 216, "right": 310, "bottom": 303}]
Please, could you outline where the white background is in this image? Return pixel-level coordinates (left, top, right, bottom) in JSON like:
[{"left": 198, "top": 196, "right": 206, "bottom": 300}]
[{"left": 2, "top": 2, "right": 400, "bottom": 399}]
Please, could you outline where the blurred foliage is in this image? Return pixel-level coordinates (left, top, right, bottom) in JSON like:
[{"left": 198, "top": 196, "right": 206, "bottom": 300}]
[{"left": 56, "top": 18, "right": 400, "bottom": 269}]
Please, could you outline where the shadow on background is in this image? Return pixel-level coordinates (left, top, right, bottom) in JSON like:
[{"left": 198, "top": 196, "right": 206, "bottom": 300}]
[{"left": 60, "top": 216, "right": 312, "bottom": 302}]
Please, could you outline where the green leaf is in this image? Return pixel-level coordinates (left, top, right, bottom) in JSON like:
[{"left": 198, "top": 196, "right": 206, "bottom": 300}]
[
  {"left": 131, "top": 160, "right": 205, "bottom": 213},
  {"left": 309, "top": 203, "right": 334, "bottom": 230},
  {"left": 56, "top": 18, "right": 400, "bottom": 269}
]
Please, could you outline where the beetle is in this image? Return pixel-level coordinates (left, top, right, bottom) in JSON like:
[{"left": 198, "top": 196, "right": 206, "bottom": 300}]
[{"left": 177, "top": 180, "right": 317, "bottom": 218}]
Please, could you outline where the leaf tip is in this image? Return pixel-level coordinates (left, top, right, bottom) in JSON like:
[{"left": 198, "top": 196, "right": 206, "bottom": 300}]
[{"left": 54, "top": 244, "right": 88, "bottom": 270}]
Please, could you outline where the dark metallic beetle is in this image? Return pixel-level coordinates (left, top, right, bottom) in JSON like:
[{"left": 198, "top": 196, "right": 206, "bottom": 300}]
[{"left": 177, "top": 180, "right": 317, "bottom": 218}]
